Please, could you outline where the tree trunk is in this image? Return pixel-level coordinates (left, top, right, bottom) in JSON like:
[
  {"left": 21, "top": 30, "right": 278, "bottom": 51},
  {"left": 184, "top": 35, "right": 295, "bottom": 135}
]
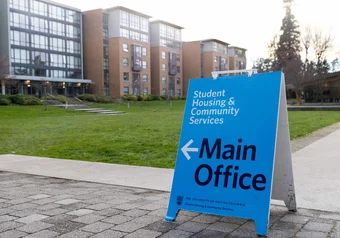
[{"left": 295, "top": 90, "right": 301, "bottom": 105}]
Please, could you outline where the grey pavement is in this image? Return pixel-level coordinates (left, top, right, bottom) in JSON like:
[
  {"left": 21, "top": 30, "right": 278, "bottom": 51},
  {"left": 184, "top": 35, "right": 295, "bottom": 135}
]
[{"left": 0, "top": 171, "right": 339, "bottom": 238}]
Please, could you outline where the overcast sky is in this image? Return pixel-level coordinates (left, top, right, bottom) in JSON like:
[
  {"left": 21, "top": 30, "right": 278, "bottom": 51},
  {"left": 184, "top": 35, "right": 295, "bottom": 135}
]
[{"left": 56, "top": 0, "right": 339, "bottom": 68}]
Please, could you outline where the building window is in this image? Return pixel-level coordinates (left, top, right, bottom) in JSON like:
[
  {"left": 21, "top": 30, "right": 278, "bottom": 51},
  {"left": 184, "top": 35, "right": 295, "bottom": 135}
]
[
  {"left": 31, "top": 17, "right": 48, "bottom": 33},
  {"left": 130, "top": 14, "right": 140, "bottom": 30},
  {"left": 67, "top": 56, "right": 81, "bottom": 69},
  {"left": 49, "top": 5, "right": 65, "bottom": 20},
  {"left": 103, "top": 44, "right": 108, "bottom": 56},
  {"left": 51, "top": 54, "right": 66, "bottom": 67},
  {"left": 160, "top": 23, "right": 181, "bottom": 41},
  {"left": 124, "top": 86, "right": 129, "bottom": 95},
  {"left": 67, "top": 41, "right": 80, "bottom": 54},
  {"left": 177, "top": 54, "right": 180, "bottom": 62},
  {"left": 50, "top": 38, "right": 65, "bottom": 52},
  {"left": 12, "top": 66, "right": 30, "bottom": 75},
  {"left": 120, "top": 28, "right": 129, "bottom": 38},
  {"left": 215, "top": 67, "right": 218, "bottom": 71},
  {"left": 11, "top": 31, "right": 29, "bottom": 46},
  {"left": 66, "top": 25, "right": 80, "bottom": 38},
  {"left": 124, "top": 72, "right": 129, "bottom": 81},
  {"left": 10, "top": 12, "right": 29, "bottom": 29},
  {"left": 103, "top": 28, "right": 108, "bottom": 39},
  {"left": 214, "top": 56, "right": 218, "bottom": 63},
  {"left": 120, "top": 10, "right": 129, "bottom": 27},
  {"left": 51, "top": 70, "right": 66, "bottom": 78},
  {"left": 65, "top": 10, "right": 80, "bottom": 24},
  {"left": 50, "top": 21, "right": 65, "bottom": 36},
  {"left": 141, "top": 18, "right": 148, "bottom": 32},
  {"left": 143, "top": 74, "right": 148, "bottom": 82},
  {"left": 10, "top": 0, "right": 29, "bottom": 12},
  {"left": 130, "top": 31, "right": 140, "bottom": 41},
  {"left": 162, "top": 64, "right": 166, "bottom": 71},
  {"left": 123, "top": 44, "right": 128, "bottom": 52},
  {"left": 142, "top": 61, "right": 148, "bottom": 69},
  {"left": 176, "top": 78, "right": 180, "bottom": 85},
  {"left": 31, "top": 34, "right": 48, "bottom": 49},
  {"left": 162, "top": 76, "right": 166, "bottom": 84},
  {"left": 142, "top": 48, "right": 147, "bottom": 56},
  {"left": 177, "top": 66, "right": 180, "bottom": 73},
  {"left": 162, "top": 52, "right": 166, "bottom": 59},
  {"left": 162, "top": 88, "right": 167, "bottom": 95},
  {"left": 11, "top": 48, "right": 29, "bottom": 64},
  {"left": 177, "top": 89, "right": 181, "bottom": 96},
  {"left": 120, "top": 10, "right": 149, "bottom": 33},
  {"left": 123, "top": 58, "right": 129, "bottom": 67},
  {"left": 32, "top": 51, "right": 49, "bottom": 66},
  {"left": 143, "top": 88, "right": 148, "bottom": 95},
  {"left": 104, "top": 86, "right": 109, "bottom": 96},
  {"left": 141, "top": 34, "right": 148, "bottom": 43},
  {"left": 30, "top": 0, "right": 48, "bottom": 16},
  {"left": 103, "top": 58, "right": 108, "bottom": 70}
]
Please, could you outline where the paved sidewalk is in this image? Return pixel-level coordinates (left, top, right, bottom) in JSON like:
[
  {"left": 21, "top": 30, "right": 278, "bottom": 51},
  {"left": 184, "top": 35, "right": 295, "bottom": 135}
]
[{"left": 0, "top": 171, "right": 339, "bottom": 238}]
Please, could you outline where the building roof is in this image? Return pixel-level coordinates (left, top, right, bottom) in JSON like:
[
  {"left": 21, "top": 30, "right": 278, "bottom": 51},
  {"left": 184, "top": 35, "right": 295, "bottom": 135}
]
[
  {"left": 229, "top": 46, "right": 247, "bottom": 51},
  {"left": 39, "top": 0, "right": 81, "bottom": 12},
  {"left": 201, "top": 39, "right": 230, "bottom": 46},
  {"left": 326, "top": 70, "right": 340, "bottom": 79},
  {"left": 150, "top": 20, "right": 184, "bottom": 29},
  {"left": 104, "top": 6, "right": 152, "bottom": 19}
]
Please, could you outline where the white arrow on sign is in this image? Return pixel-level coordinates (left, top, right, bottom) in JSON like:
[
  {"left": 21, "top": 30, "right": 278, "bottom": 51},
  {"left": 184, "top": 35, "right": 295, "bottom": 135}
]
[{"left": 181, "top": 139, "right": 199, "bottom": 160}]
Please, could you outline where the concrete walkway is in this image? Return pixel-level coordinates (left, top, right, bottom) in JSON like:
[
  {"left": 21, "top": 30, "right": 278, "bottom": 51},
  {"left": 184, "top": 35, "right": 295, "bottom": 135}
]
[
  {"left": 0, "top": 171, "right": 339, "bottom": 238},
  {"left": 0, "top": 123, "right": 340, "bottom": 213}
]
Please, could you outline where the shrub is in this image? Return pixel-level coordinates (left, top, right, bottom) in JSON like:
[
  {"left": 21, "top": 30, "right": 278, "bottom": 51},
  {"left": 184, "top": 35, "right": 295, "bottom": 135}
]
[
  {"left": 10, "top": 94, "right": 42, "bottom": 105},
  {"left": 160, "top": 95, "right": 168, "bottom": 100},
  {"left": 143, "top": 95, "right": 151, "bottom": 101},
  {"left": 126, "top": 95, "right": 138, "bottom": 101},
  {"left": 94, "top": 94, "right": 113, "bottom": 103},
  {"left": 148, "top": 94, "right": 162, "bottom": 101},
  {"left": 137, "top": 95, "right": 144, "bottom": 101},
  {"left": 0, "top": 97, "right": 10, "bottom": 105},
  {"left": 77, "top": 94, "right": 113, "bottom": 103},
  {"left": 77, "top": 94, "right": 96, "bottom": 102},
  {"left": 55, "top": 95, "right": 68, "bottom": 104},
  {"left": 170, "top": 96, "right": 180, "bottom": 100},
  {"left": 41, "top": 95, "right": 57, "bottom": 100},
  {"left": 179, "top": 96, "right": 186, "bottom": 100}
]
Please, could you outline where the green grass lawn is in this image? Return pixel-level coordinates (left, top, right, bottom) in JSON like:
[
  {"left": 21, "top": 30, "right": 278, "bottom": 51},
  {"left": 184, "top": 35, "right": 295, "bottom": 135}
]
[{"left": 1, "top": 101, "right": 340, "bottom": 168}]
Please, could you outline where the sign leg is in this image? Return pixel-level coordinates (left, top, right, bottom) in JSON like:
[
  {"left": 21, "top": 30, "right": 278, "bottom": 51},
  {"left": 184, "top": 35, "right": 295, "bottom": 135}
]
[
  {"left": 284, "top": 186, "right": 297, "bottom": 212},
  {"left": 165, "top": 206, "right": 179, "bottom": 222},
  {"left": 255, "top": 217, "right": 270, "bottom": 237}
]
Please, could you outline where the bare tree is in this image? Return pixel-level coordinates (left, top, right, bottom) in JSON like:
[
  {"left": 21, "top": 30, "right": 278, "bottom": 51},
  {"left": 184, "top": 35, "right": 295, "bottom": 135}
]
[
  {"left": 312, "top": 28, "right": 333, "bottom": 102},
  {"left": 301, "top": 26, "right": 312, "bottom": 62}
]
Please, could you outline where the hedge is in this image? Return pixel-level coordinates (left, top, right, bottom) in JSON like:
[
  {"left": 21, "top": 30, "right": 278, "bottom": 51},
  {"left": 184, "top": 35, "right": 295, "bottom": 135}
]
[
  {"left": 77, "top": 94, "right": 114, "bottom": 103},
  {"left": 8, "top": 94, "right": 43, "bottom": 105}
]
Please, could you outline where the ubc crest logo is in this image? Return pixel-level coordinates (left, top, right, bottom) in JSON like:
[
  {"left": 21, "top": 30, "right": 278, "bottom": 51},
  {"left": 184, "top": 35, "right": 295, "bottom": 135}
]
[{"left": 176, "top": 196, "right": 184, "bottom": 206}]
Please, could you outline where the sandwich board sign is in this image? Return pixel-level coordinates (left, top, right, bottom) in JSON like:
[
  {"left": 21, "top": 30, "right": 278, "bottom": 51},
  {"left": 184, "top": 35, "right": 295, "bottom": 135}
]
[{"left": 165, "top": 71, "right": 297, "bottom": 236}]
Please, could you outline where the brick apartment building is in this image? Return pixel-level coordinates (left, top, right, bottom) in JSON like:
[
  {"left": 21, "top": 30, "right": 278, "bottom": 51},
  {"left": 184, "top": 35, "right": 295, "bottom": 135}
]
[
  {"left": 150, "top": 20, "right": 183, "bottom": 97},
  {"left": 182, "top": 39, "right": 230, "bottom": 96},
  {"left": 0, "top": 0, "right": 92, "bottom": 96},
  {"left": 228, "top": 46, "right": 247, "bottom": 71},
  {"left": 83, "top": 6, "right": 152, "bottom": 98},
  {"left": 0, "top": 1, "right": 248, "bottom": 98}
]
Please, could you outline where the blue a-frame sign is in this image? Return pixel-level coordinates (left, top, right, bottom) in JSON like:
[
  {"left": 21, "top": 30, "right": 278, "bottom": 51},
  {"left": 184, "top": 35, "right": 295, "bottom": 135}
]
[{"left": 165, "top": 71, "right": 297, "bottom": 236}]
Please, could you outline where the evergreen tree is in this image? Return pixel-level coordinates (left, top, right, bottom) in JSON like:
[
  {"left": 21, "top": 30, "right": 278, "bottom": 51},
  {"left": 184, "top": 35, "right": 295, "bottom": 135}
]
[
  {"left": 274, "top": 0, "right": 302, "bottom": 77},
  {"left": 272, "top": 0, "right": 303, "bottom": 103}
]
